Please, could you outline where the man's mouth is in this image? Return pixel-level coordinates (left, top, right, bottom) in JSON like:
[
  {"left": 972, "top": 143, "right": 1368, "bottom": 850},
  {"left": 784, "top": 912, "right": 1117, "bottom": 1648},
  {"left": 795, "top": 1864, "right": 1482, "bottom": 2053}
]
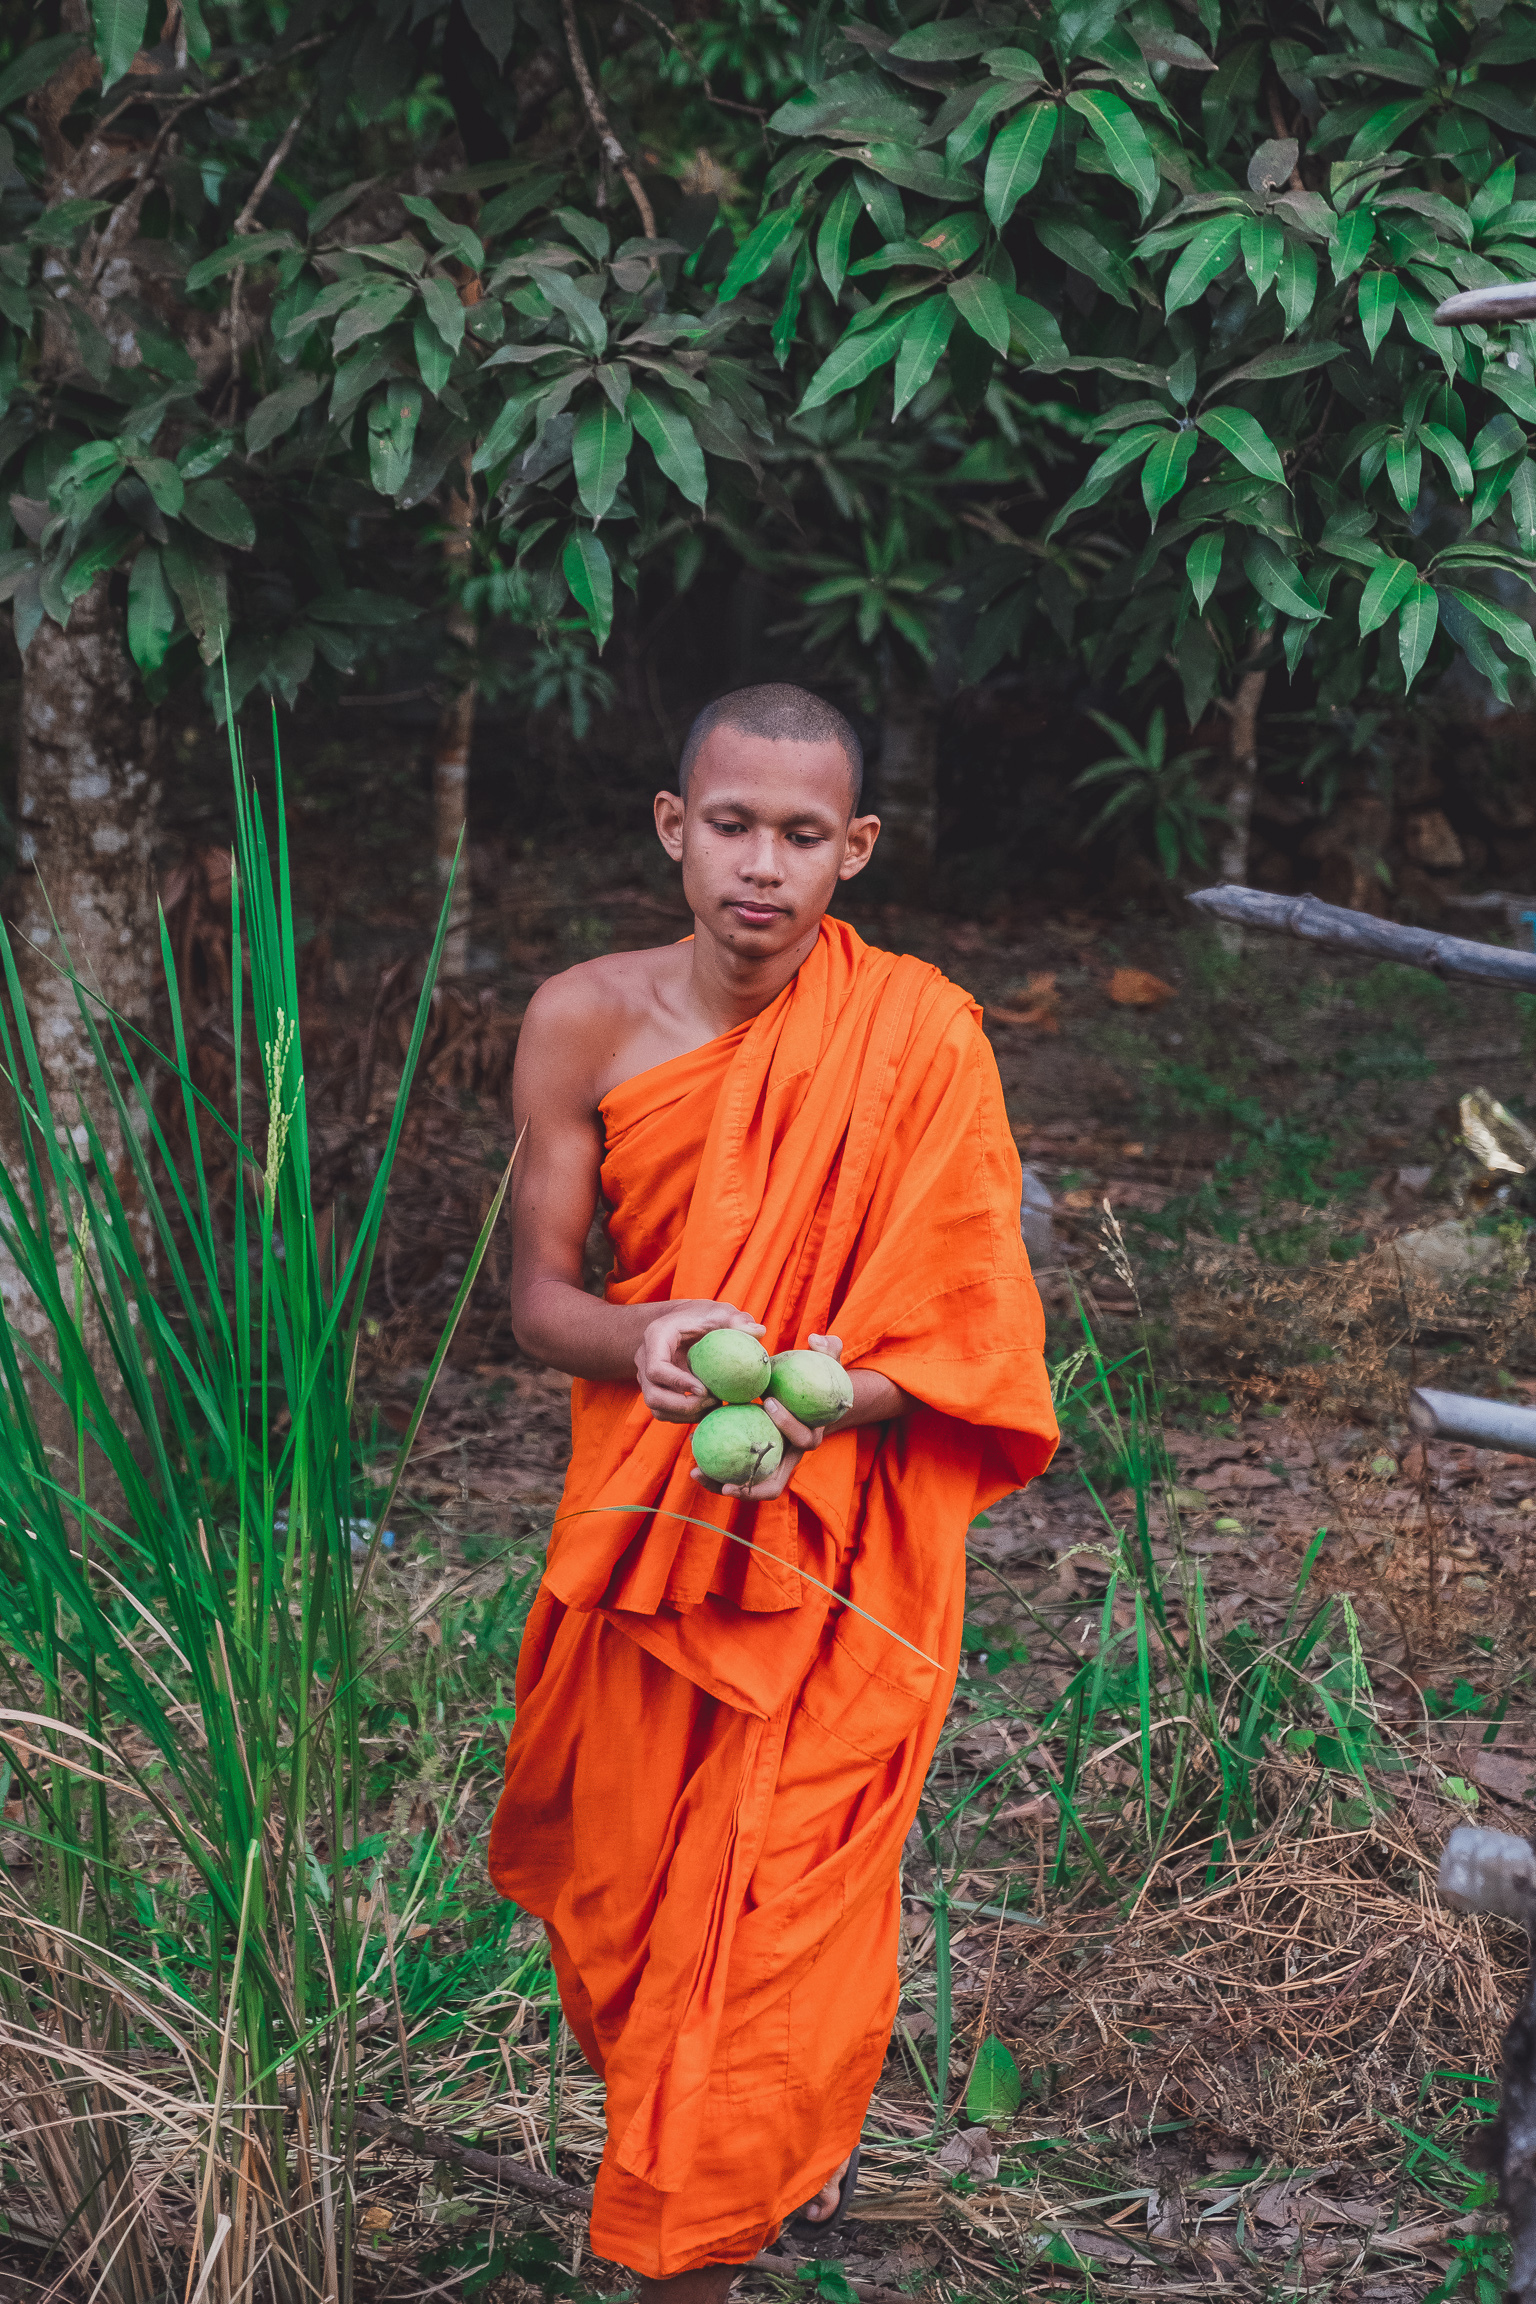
[{"left": 728, "top": 901, "right": 787, "bottom": 927}]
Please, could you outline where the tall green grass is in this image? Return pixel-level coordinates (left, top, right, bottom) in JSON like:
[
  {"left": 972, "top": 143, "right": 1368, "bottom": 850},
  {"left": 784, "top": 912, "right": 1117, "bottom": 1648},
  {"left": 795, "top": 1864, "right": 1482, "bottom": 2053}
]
[{"left": 0, "top": 708, "right": 509, "bottom": 2304}]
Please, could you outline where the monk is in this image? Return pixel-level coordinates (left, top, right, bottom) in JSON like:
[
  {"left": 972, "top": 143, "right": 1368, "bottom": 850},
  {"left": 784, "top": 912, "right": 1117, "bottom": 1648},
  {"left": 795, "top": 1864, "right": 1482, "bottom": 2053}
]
[{"left": 488, "top": 684, "right": 1057, "bottom": 2302}]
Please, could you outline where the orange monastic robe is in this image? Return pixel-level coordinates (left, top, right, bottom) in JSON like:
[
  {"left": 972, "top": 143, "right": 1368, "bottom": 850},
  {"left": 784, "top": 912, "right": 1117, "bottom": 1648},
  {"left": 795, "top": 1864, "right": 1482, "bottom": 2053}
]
[{"left": 488, "top": 918, "right": 1056, "bottom": 2278}]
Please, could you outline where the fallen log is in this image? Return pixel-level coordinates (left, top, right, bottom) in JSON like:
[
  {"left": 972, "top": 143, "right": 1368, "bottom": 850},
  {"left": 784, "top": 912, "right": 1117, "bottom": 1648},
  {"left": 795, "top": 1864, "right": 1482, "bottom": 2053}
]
[
  {"left": 1439, "top": 1828, "right": 1536, "bottom": 2301},
  {"left": 1410, "top": 1389, "right": 1536, "bottom": 1457},
  {"left": 1186, "top": 885, "right": 1536, "bottom": 991}
]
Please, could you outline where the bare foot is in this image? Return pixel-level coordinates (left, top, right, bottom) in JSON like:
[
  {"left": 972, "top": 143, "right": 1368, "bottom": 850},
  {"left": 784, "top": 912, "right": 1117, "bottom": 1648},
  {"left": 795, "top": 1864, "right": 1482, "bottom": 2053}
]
[{"left": 802, "top": 2154, "right": 851, "bottom": 2224}]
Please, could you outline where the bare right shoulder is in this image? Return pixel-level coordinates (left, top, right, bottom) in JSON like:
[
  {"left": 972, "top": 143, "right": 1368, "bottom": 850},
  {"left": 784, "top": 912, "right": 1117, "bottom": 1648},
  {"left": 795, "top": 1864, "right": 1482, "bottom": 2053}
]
[{"left": 513, "top": 948, "right": 678, "bottom": 1124}]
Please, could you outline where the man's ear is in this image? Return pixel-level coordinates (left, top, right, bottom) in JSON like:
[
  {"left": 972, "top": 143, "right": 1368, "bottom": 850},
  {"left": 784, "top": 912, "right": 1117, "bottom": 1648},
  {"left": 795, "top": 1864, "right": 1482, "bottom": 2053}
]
[
  {"left": 838, "top": 812, "right": 881, "bottom": 880},
  {"left": 654, "top": 790, "right": 686, "bottom": 859}
]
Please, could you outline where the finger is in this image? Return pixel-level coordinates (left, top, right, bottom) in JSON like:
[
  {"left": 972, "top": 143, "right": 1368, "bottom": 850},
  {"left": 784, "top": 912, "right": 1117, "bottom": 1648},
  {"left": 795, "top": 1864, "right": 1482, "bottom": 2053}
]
[
  {"left": 688, "top": 1467, "right": 725, "bottom": 1493},
  {"left": 761, "top": 1399, "right": 817, "bottom": 1450},
  {"left": 807, "top": 1333, "right": 845, "bottom": 1360}
]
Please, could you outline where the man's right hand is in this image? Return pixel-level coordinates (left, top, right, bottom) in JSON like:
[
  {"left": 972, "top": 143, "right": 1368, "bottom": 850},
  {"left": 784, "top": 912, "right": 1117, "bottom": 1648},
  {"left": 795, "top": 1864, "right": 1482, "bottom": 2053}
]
[{"left": 636, "top": 1301, "right": 767, "bottom": 1423}]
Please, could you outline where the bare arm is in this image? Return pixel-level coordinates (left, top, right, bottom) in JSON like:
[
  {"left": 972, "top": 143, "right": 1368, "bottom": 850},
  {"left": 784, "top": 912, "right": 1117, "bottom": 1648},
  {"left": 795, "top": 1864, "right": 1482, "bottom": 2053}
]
[
  {"left": 507, "top": 975, "right": 764, "bottom": 1411},
  {"left": 507, "top": 971, "right": 914, "bottom": 1495}
]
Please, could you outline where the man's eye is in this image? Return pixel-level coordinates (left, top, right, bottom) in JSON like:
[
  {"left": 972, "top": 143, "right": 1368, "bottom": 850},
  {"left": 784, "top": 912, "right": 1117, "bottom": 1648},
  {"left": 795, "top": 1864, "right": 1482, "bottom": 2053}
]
[
  {"left": 789, "top": 833, "right": 824, "bottom": 847},
  {"left": 710, "top": 820, "right": 746, "bottom": 834}
]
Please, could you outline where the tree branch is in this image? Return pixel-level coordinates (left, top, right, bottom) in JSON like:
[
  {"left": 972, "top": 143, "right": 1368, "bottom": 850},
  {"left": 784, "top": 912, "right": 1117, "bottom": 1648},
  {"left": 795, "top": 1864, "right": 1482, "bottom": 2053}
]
[{"left": 560, "top": 0, "right": 658, "bottom": 241}]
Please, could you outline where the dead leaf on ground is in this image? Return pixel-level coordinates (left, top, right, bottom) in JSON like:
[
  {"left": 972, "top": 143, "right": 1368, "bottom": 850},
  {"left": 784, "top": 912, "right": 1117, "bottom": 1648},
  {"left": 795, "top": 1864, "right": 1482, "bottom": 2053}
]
[
  {"left": 988, "top": 973, "right": 1059, "bottom": 1032},
  {"left": 1108, "top": 967, "right": 1177, "bottom": 1007}
]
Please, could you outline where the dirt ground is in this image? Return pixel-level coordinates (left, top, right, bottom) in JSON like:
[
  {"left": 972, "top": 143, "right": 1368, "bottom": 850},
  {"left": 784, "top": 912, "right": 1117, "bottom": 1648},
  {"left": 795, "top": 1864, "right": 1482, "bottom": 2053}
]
[{"left": 10, "top": 718, "right": 1536, "bottom": 2304}]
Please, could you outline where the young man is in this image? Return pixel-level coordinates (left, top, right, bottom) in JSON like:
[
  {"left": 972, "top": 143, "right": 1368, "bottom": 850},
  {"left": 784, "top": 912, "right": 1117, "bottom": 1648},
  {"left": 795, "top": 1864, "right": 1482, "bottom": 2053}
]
[{"left": 489, "top": 684, "right": 1056, "bottom": 2301}]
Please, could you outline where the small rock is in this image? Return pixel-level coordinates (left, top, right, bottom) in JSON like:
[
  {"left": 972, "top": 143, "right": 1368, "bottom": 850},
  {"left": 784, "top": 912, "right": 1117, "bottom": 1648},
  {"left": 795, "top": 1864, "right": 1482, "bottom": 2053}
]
[{"left": 1394, "top": 1220, "right": 1504, "bottom": 1287}]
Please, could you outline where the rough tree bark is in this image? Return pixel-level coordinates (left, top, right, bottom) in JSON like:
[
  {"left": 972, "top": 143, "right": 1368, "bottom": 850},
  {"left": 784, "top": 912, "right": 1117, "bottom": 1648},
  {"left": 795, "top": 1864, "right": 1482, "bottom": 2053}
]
[
  {"left": 1214, "top": 628, "right": 1270, "bottom": 954},
  {"left": 875, "top": 656, "right": 939, "bottom": 903},
  {"left": 0, "top": 581, "right": 161, "bottom": 1398},
  {"left": 432, "top": 457, "right": 475, "bottom": 979}
]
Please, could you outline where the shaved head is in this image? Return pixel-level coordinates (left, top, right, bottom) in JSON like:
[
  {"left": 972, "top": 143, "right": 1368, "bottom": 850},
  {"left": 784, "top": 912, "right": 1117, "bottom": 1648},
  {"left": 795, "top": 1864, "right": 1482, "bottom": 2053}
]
[{"left": 678, "top": 684, "right": 863, "bottom": 811}]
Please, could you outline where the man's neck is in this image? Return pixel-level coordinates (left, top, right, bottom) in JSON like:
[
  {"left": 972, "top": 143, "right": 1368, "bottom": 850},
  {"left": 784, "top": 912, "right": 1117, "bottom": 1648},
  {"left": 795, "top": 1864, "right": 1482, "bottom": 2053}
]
[{"left": 682, "top": 915, "right": 824, "bottom": 1037}]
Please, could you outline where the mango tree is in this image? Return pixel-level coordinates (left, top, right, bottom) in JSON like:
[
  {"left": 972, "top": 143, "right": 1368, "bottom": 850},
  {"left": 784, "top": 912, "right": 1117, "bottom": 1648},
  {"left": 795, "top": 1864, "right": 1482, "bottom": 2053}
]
[{"left": 744, "top": 0, "right": 1536, "bottom": 889}]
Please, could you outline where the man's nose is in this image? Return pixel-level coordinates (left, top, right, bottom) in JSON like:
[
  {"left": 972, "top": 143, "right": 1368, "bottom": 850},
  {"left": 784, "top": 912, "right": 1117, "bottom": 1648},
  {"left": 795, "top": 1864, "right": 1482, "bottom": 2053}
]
[{"left": 738, "top": 832, "right": 785, "bottom": 883}]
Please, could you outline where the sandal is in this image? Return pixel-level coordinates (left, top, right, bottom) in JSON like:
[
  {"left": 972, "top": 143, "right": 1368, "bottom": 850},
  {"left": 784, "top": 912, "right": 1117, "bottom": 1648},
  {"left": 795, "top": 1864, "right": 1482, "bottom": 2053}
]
[{"left": 785, "top": 2145, "right": 860, "bottom": 2245}]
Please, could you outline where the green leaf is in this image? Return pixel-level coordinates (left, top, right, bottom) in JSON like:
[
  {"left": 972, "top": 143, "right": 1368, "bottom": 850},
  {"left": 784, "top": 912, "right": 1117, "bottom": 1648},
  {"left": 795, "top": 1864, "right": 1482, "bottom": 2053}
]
[
  {"left": 629, "top": 386, "right": 707, "bottom": 508},
  {"left": 861, "top": 144, "right": 975, "bottom": 203},
  {"left": 1420, "top": 420, "right": 1472, "bottom": 498},
  {"left": 414, "top": 314, "right": 452, "bottom": 397},
  {"left": 948, "top": 80, "right": 1030, "bottom": 169},
  {"left": 816, "top": 179, "right": 862, "bottom": 301},
  {"left": 1048, "top": 424, "right": 1166, "bottom": 533},
  {"left": 161, "top": 529, "right": 229, "bottom": 663},
  {"left": 1482, "top": 367, "right": 1536, "bottom": 426},
  {"left": 1187, "top": 529, "right": 1224, "bottom": 610},
  {"left": 539, "top": 270, "right": 608, "bottom": 357},
  {"left": 1244, "top": 535, "right": 1322, "bottom": 619},
  {"left": 366, "top": 379, "right": 423, "bottom": 497},
  {"left": 420, "top": 273, "right": 467, "bottom": 357},
  {"left": 246, "top": 374, "right": 323, "bottom": 456},
  {"left": 1359, "top": 272, "right": 1397, "bottom": 361},
  {"left": 333, "top": 281, "right": 414, "bottom": 354},
  {"left": 1398, "top": 579, "right": 1438, "bottom": 687},
  {"left": 1345, "top": 96, "right": 1433, "bottom": 161},
  {"left": 1035, "top": 215, "right": 1136, "bottom": 307},
  {"left": 1385, "top": 434, "right": 1422, "bottom": 513},
  {"left": 1511, "top": 459, "right": 1536, "bottom": 554},
  {"left": 1358, "top": 555, "right": 1416, "bottom": 635},
  {"left": 891, "top": 17, "right": 992, "bottom": 59},
  {"left": 1468, "top": 457, "right": 1519, "bottom": 531},
  {"left": 797, "top": 305, "right": 912, "bottom": 414},
  {"left": 1331, "top": 205, "right": 1375, "bottom": 281},
  {"left": 1471, "top": 414, "right": 1525, "bottom": 471},
  {"left": 182, "top": 478, "right": 256, "bottom": 550},
  {"left": 0, "top": 35, "right": 84, "bottom": 115},
  {"left": 719, "top": 203, "right": 801, "bottom": 305},
  {"left": 1196, "top": 407, "right": 1286, "bottom": 485},
  {"left": 984, "top": 101, "right": 1058, "bottom": 228},
  {"left": 61, "top": 523, "right": 134, "bottom": 603},
  {"left": 184, "top": 232, "right": 298, "bottom": 291},
  {"left": 893, "top": 295, "right": 958, "bottom": 415},
  {"left": 126, "top": 544, "right": 178, "bottom": 672},
  {"left": 1164, "top": 213, "right": 1242, "bottom": 315},
  {"left": 1141, "top": 427, "right": 1197, "bottom": 522},
  {"left": 1454, "top": 84, "right": 1536, "bottom": 138},
  {"left": 966, "top": 2034, "right": 1022, "bottom": 2125},
  {"left": 1005, "top": 289, "right": 1068, "bottom": 366},
  {"left": 129, "top": 457, "right": 185, "bottom": 517},
  {"left": 947, "top": 273, "right": 1010, "bottom": 356},
  {"left": 1218, "top": 340, "right": 1342, "bottom": 389},
  {"left": 471, "top": 388, "right": 538, "bottom": 473},
  {"left": 854, "top": 167, "right": 905, "bottom": 241},
  {"left": 400, "top": 194, "right": 484, "bottom": 270},
  {"left": 1203, "top": 41, "right": 1261, "bottom": 156},
  {"left": 571, "top": 403, "right": 632, "bottom": 524},
  {"left": 1066, "top": 89, "right": 1158, "bottom": 216},
  {"left": 1240, "top": 214, "right": 1284, "bottom": 300},
  {"left": 563, "top": 526, "right": 613, "bottom": 650},
  {"left": 1451, "top": 587, "right": 1536, "bottom": 673},
  {"left": 91, "top": 0, "right": 147, "bottom": 91},
  {"left": 1275, "top": 238, "right": 1317, "bottom": 336}
]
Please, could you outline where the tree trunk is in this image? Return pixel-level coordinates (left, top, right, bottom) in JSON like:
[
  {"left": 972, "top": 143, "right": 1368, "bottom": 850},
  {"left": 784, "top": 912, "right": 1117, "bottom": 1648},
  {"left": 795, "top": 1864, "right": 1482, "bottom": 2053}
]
[
  {"left": 876, "top": 657, "right": 939, "bottom": 904},
  {"left": 431, "top": 460, "right": 475, "bottom": 979},
  {"left": 0, "top": 579, "right": 162, "bottom": 1449},
  {"left": 1214, "top": 629, "right": 1269, "bottom": 954}
]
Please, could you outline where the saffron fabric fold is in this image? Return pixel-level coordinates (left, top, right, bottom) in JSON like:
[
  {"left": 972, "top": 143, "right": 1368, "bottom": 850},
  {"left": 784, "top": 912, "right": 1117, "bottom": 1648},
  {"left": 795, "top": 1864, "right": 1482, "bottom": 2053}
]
[{"left": 488, "top": 917, "right": 1057, "bottom": 2277}]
